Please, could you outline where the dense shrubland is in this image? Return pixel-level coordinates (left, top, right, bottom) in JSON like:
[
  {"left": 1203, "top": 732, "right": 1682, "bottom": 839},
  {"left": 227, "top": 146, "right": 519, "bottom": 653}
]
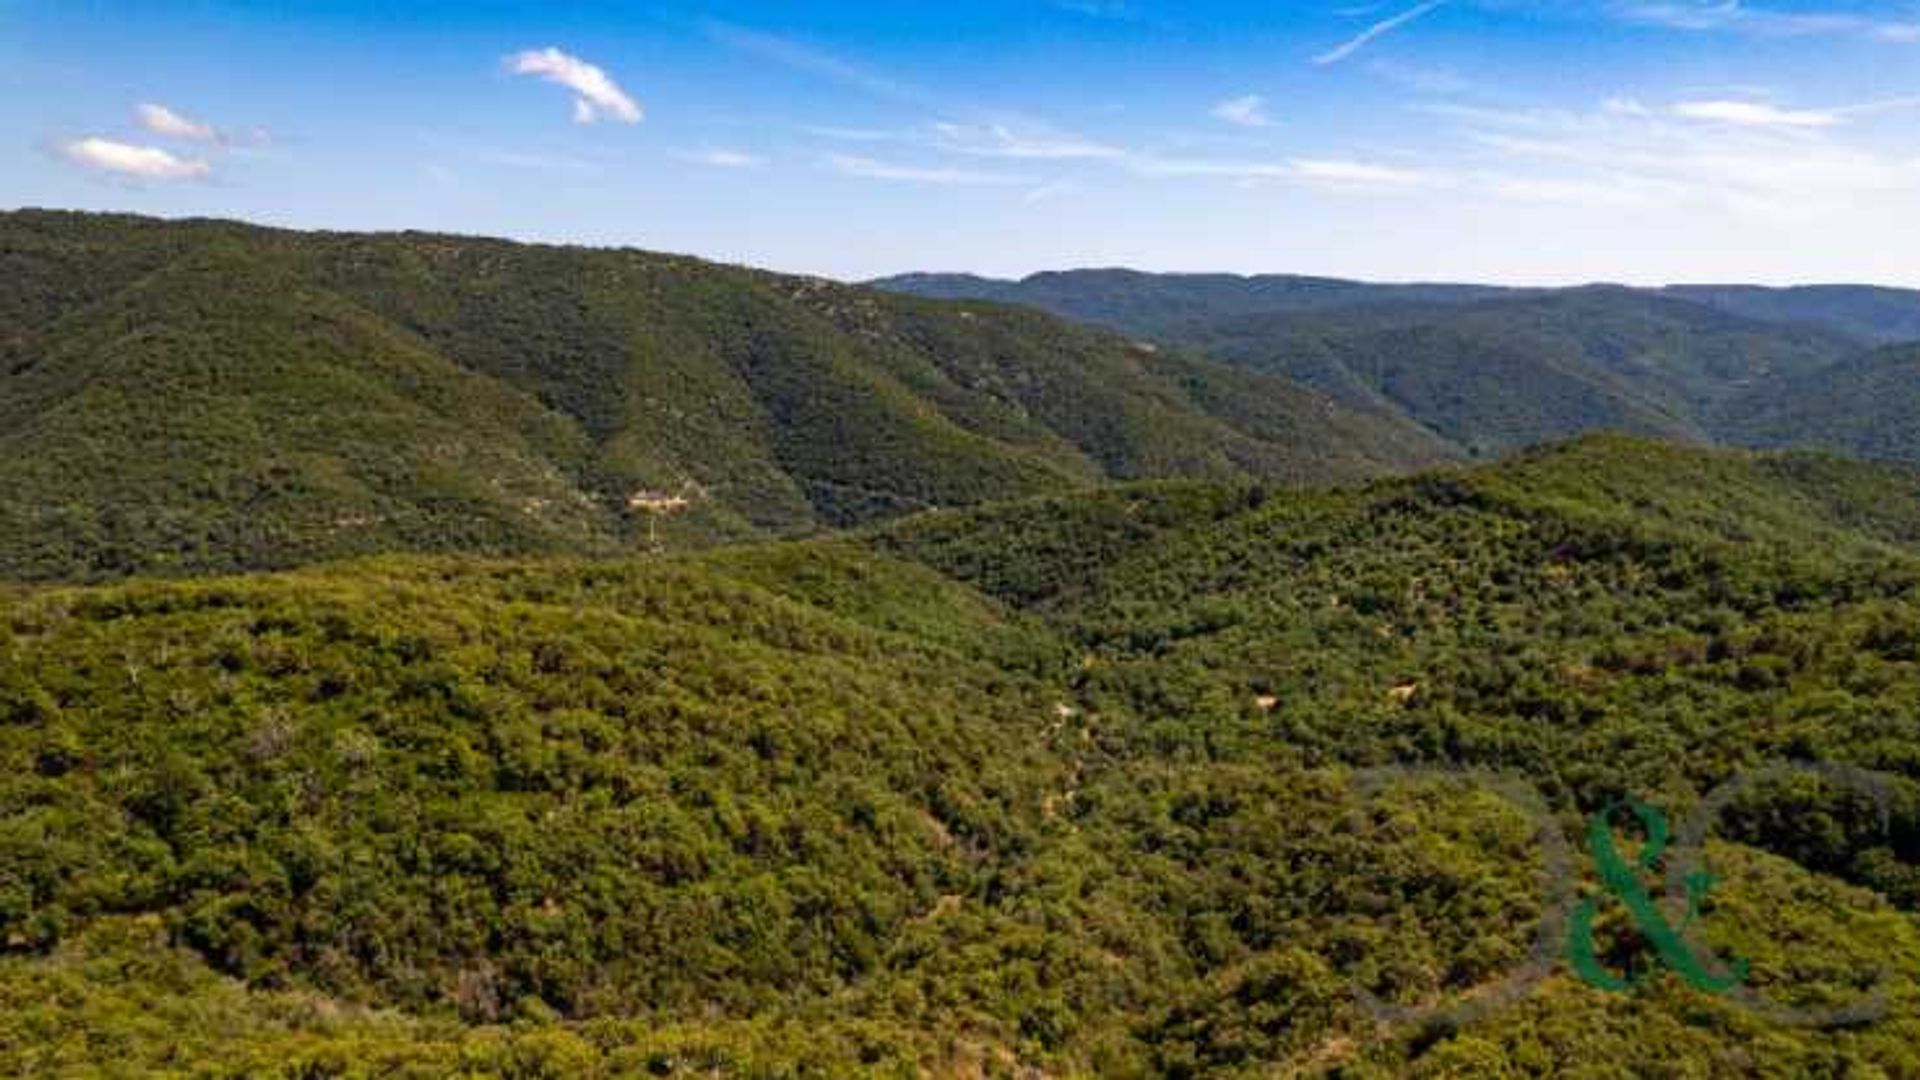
[
  {"left": 879, "top": 271, "right": 1920, "bottom": 468},
  {"left": 5, "top": 438, "right": 1920, "bottom": 1074},
  {"left": 0, "top": 211, "right": 1447, "bottom": 582}
]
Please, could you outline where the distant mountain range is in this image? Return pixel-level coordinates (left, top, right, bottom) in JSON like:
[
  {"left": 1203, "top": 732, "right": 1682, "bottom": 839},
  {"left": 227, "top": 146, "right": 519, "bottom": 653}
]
[
  {"left": 875, "top": 269, "right": 1920, "bottom": 346},
  {"left": 1663, "top": 284, "right": 1920, "bottom": 345},
  {"left": 0, "top": 211, "right": 1447, "bottom": 580},
  {"left": 13, "top": 209, "right": 1920, "bottom": 583},
  {"left": 871, "top": 269, "right": 1515, "bottom": 339},
  {"left": 874, "top": 269, "right": 1920, "bottom": 461}
]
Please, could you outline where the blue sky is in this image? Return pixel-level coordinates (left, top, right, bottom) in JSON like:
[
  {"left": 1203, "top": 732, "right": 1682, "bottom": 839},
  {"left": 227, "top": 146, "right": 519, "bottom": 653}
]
[{"left": 6, "top": 1, "right": 1920, "bottom": 284}]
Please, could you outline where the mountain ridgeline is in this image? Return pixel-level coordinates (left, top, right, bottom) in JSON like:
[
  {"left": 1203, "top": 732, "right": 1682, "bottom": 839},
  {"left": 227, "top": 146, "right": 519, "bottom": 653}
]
[
  {"left": 874, "top": 268, "right": 1920, "bottom": 462},
  {"left": 0, "top": 211, "right": 1449, "bottom": 581}
]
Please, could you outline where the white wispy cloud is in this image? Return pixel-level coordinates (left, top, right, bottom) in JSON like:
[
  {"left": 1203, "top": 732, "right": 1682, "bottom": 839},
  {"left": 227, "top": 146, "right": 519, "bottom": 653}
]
[
  {"left": 803, "top": 125, "right": 898, "bottom": 142},
  {"left": 805, "top": 114, "right": 1445, "bottom": 195},
  {"left": 674, "top": 148, "right": 764, "bottom": 169},
  {"left": 131, "top": 102, "right": 269, "bottom": 148},
  {"left": 1123, "top": 155, "right": 1291, "bottom": 180},
  {"left": 1315, "top": 0, "right": 1447, "bottom": 65},
  {"left": 1211, "top": 95, "right": 1272, "bottom": 128},
  {"left": 1483, "top": 173, "right": 1689, "bottom": 210},
  {"left": 926, "top": 121, "right": 1125, "bottom": 160},
  {"left": 505, "top": 47, "right": 642, "bottom": 125},
  {"left": 1050, "top": 0, "right": 1139, "bottom": 19},
  {"left": 1671, "top": 99, "right": 1840, "bottom": 127},
  {"left": 1126, "top": 152, "right": 1441, "bottom": 189},
  {"left": 1024, "top": 179, "right": 1081, "bottom": 203},
  {"left": 1664, "top": 94, "right": 1920, "bottom": 129},
  {"left": 1616, "top": 1, "right": 1920, "bottom": 41},
  {"left": 1289, "top": 157, "right": 1439, "bottom": 187},
  {"left": 1436, "top": 96, "right": 1915, "bottom": 218},
  {"left": 1834, "top": 94, "right": 1920, "bottom": 118},
  {"left": 803, "top": 120, "right": 1123, "bottom": 161},
  {"left": 705, "top": 22, "right": 931, "bottom": 106},
  {"left": 135, "top": 102, "right": 215, "bottom": 142},
  {"left": 825, "top": 153, "right": 1025, "bottom": 185},
  {"left": 60, "top": 137, "right": 211, "bottom": 181},
  {"left": 1366, "top": 58, "right": 1474, "bottom": 95}
]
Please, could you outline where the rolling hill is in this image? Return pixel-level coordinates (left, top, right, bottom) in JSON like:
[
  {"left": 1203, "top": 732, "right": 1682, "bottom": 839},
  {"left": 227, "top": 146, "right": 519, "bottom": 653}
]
[
  {"left": 1663, "top": 284, "right": 1920, "bottom": 346},
  {"left": 0, "top": 211, "right": 1450, "bottom": 581},
  {"left": 875, "top": 268, "right": 1920, "bottom": 350},
  {"left": 1188, "top": 288, "right": 1857, "bottom": 456},
  {"left": 871, "top": 269, "right": 1513, "bottom": 342},
  {"left": 7, "top": 438, "right": 1920, "bottom": 1074},
  {"left": 1720, "top": 342, "right": 1920, "bottom": 466},
  {"left": 875, "top": 269, "right": 1911, "bottom": 460},
  {"left": 12, "top": 213, "right": 1920, "bottom": 1075}
]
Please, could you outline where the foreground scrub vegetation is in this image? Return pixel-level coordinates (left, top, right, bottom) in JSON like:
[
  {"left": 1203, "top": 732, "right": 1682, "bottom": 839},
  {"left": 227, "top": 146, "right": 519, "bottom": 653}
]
[{"left": 7, "top": 437, "right": 1920, "bottom": 1075}]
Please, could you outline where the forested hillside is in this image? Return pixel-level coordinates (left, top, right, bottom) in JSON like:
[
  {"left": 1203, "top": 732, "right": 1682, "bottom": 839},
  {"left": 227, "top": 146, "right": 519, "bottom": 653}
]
[
  {"left": 9, "top": 437, "right": 1920, "bottom": 1075},
  {"left": 1185, "top": 289, "right": 1855, "bottom": 456},
  {"left": 1663, "top": 285, "right": 1920, "bottom": 346},
  {"left": 875, "top": 269, "right": 1920, "bottom": 352},
  {"left": 870, "top": 270, "right": 1513, "bottom": 341},
  {"left": 1721, "top": 343, "right": 1920, "bottom": 468},
  {"left": 875, "top": 270, "right": 1920, "bottom": 463},
  {"left": 0, "top": 211, "right": 1448, "bottom": 582}
]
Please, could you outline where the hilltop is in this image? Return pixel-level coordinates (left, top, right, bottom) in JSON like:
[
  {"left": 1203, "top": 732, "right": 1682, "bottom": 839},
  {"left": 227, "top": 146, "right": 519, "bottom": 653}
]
[
  {"left": 6, "top": 437, "right": 1920, "bottom": 1074},
  {"left": 873, "top": 268, "right": 1920, "bottom": 349},
  {"left": 0, "top": 211, "right": 1448, "bottom": 582},
  {"left": 875, "top": 269, "right": 1920, "bottom": 461}
]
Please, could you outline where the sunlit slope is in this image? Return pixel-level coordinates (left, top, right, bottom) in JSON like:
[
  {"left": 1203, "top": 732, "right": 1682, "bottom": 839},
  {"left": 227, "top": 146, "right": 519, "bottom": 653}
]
[
  {"left": 1719, "top": 343, "right": 1920, "bottom": 469},
  {"left": 8, "top": 439, "right": 1920, "bottom": 1072},
  {"left": 879, "top": 271, "right": 1885, "bottom": 461},
  {"left": 0, "top": 210, "right": 1451, "bottom": 581}
]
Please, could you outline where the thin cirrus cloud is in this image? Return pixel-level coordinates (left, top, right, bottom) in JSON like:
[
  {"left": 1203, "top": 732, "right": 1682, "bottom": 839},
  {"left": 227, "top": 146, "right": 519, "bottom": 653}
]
[
  {"left": 801, "top": 125, "right": 897, "bottom": 142},
  {"left": 1049, "top": 0, "right": 1139, "bottom": 19},
  {"left": 1615, "top": 1, "right": 1920, "bottom": 41},
  {"left": 1366, "top": 57, "right": 1475, "bottom": 95},
  {"left": 704, "top": 21, "right": 932, "bottom": 107},
  {"left": 1670, "top": 99, "right": 1840, "bottom": 128},
  {"left": 925, "top": 122, "right": 1125, "bottom": 160},
  {"left": 673, "top": 148, "right": 764, "bottom": 169},
  {"left": 806, "top": 115, "right": 1438, "bottom": 194},
  {"left": 1124, "top": 154, "right": 1290, "bottom": 179},
  {"left": 808, "top": 121, "right": 1124, "bottom": 161},
  {"left": 1124, "top": 153, "right": 1439, "bottom": 189},
  {"left": 135, "top": 102, "right": 216, "bottom": 142},
  {"left": 1211, "top": 95, "right": 1272, "bottom": 128},
  {"left": 1314, "top": 0, "right": 1447, "bottom": 65},
  {"left": 1429, "top": 96, "right": 1915, "bottom": 219},
  {"left": 1289, "top": 157, "right": 1438, "bottom": 187},
  {"left": 60, "top": 137, "right": 211, "bottom": 181},
  {"left": 825, "top": 153, "right": 1025, "bottom": 185},
  {"left": 505, "top": 47, "right": 643, "bottom": 124},
  {"left": 1023, "top": 179, "right": 1081, "bottom": 204}
]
